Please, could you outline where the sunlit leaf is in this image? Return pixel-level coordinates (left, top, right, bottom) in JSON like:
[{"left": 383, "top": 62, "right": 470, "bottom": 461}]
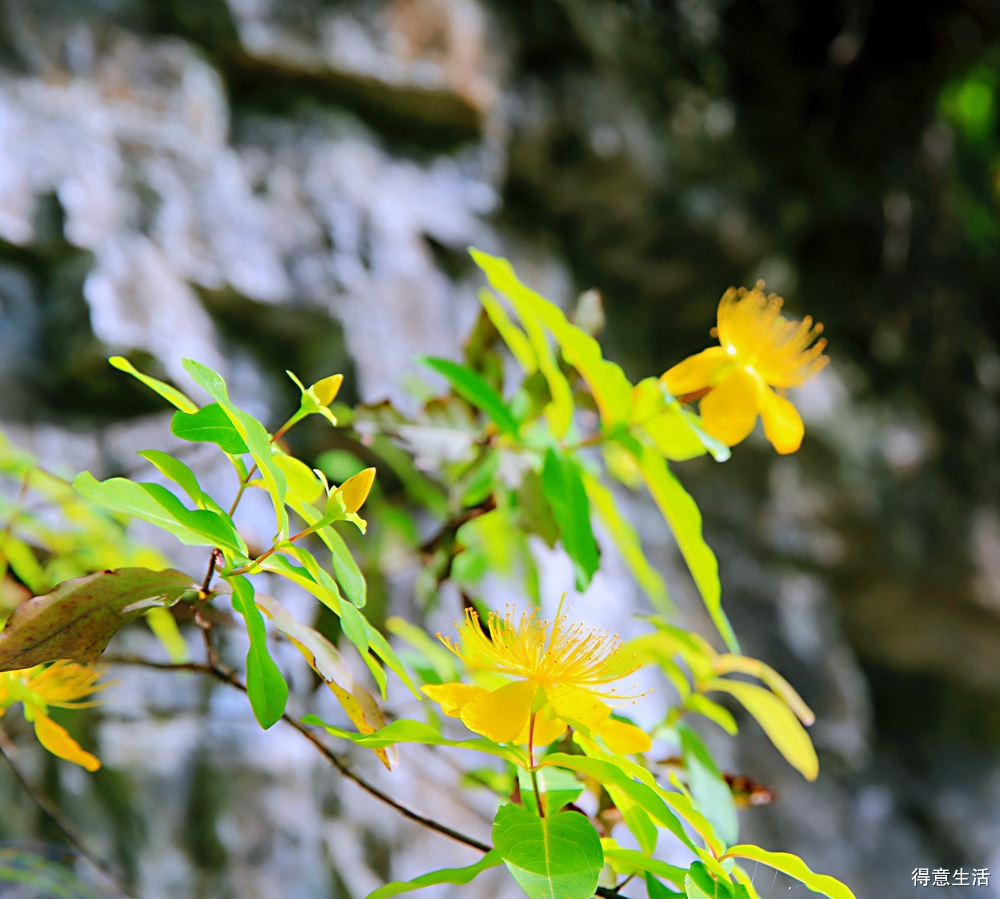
[
  {"left": 137, "top": 449, "right": 211, "bottom": 509},
  {"left": 720, "top": 846, "right": 856, "bottom": 899},
  {"left": 517, "top": 766, "right": 584, "bottom": 816},
  {"left": 707, "top": 680, "right": 818, "bottom": 781},
  {"left": 170, "top": 403, "right": 249, "bottom": 455},
  {"left": 143, "top": 607, "right": 189, "bottom": 663},
  {"left": 713, "top": 654, "right": 814, "bottom": 724},
  {"left": 471, "top": 251, "right": 574, "bottom": 438},
  {"left": 632, "top": 445, "right": 739, "bottom": 653},
  {"left": 678, "top": 723, "right": 738, "bottom": 847},
  {"left": 303, "top": 715, "right": 527, "bottom": 766},
  {"left": 182, "top": 359, "right": 289, "bottom": 539},
  {"left": 228, "top": 575, "right": 288, "bottom": 729},
  {"left": 541, "top": 448, "right": 600, "bottom": 591},
  {"left": 472, "top": 250, "right": 633, "bottom": 430},
  {"left": 493, "top": 803, "right": 603, "bottom": 899},
  {"left": 366, "top": 851, "right": 503, "bottom": 898},
  {"left": 687, "top": 694, "right": 738, "bottom": 736},
  {"left": 601, "top": 847, "right": 686, "bottom": 886},
  {"left": 419, "top": 356, "right": 521, "bottom": 435},
  {"left": 0, "top": 567, "right": 196, "bottom": 669},
  {"left": 73, "top": 472, "right": 247, "bottom": 557},
  {"left": 583, "top": 472, "right": 670, "bottom": 612},
  {"left": 109, "top": 356, "right": 199, "bottom": 414}
]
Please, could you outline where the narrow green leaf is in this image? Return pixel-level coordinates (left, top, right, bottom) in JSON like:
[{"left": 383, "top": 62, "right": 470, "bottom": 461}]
[
  {"left": 170, "top": 404, "right": 249, "bottom": 455},
  {"left": 471, "top": 250, "right": 633, "bottom": 429},
  {"left": 228, "top": 575, "right": 288, "bottom": 729},
  {"left": 646, "top": 872, "right": 684, "bottom": 898},
  {"left": 470, "top": 252, "right": 574, "bottom": 437},
  {"left": 707, "top": 680, "right": 818, "bottom": 781},
  {"left": 137, "top": 449, "right": 207, "bottom": 507},
  {"left": 633, "top": 445, "right": 739, "bottom": 653},
  {"left": 419, "top": 356, "right": 520, "bottom": 435},
  {"left": 182, "top": 359, "right": 289, "bottom": 539},
  {"left": 367, "top": 851, "right": 503, "bottom": 898},
  {"left": 479, "top": 288, "right": 538, "bottom": 373},
  {"left": 325, "top": 526, "right": 367, "bottom": 608},
  {"left": 714, "top": 654, "right": 814, "bottom": 724},
  {"left": 109, "top": 356, "right": 199, "bottom": 413},
  {"left": 720, "top": 846, "right": 856, "bottom": 899},
  {"left": 493, "top": 803, "right": 603, "bottom": 899},
  {"left": 541, "top": 448, "right": 600, "bottom": 590},
  {"left": 516, "top": 766, "right": 584, "bottom": 815},
  {"left": 144, "top": 607, "right": 189, "bottom": 663},
  {"left": 679, "top": 723, "right": 738, "bottom": 848},
  {"left": 303, "top": 715, "right": 526, "bottom": 766},
  {"left": 0, "top": 568, "right": 196, "bottom": 669},
  {"left": 583, "top": 472, "right": 670, "bottom": 612},
  {"left": 602, "top": 849, "right": 686, "bottom": 886},
  {"left": 539, "top": 753, "right": 695, "bottom": 851},
  {"left": 687, "top": 694, "right": 738, "bottom": 736},
  {"left": 73, "top": 472, "right": 247, "bottom": 557}
]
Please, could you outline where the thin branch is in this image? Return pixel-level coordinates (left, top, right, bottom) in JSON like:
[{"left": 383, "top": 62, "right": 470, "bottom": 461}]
[
  {"left": 103, "top": 654, "right": 634, "bottom": 898},
  {"left": 0, "top": 727, "right": 136, "bottom": 898},
  {"left": 103, "top": 655, "right": 491, "bottom": 854}
]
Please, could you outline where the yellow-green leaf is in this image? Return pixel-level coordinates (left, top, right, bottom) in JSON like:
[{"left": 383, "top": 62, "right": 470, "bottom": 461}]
[
  {"left": 720, "top": 846, "right": 856, "bottom": 899},
  {"left": 109, "top": 357, "right": 199, "bottom": 414},
  {"left": 707, "top": 679, "right": 818, "bottom": 780}
]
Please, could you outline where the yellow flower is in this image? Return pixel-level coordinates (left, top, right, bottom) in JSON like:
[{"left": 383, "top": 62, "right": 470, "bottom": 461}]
[
  {"left": 422, "top": 602, "right": 651, "bottom": 755},
  {"left": 0, "top": 661, "right": 108, "bottom": 771},
  {"left": 661, "top": 283, "right": 828, "bottom": 454}
]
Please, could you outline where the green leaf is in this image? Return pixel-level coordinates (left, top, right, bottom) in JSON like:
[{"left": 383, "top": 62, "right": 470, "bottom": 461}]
[
  {"left": 492, "top": 803, "right": 603, "bottom": 899},
  {"left": 679, "top": 723, "right": 738, "bottom": 848},
  {"left": 73, "top": 472, "right": 247, "bottom": 557},
  {"left": 367, "top": 851, "right": 503, "bottom": 898},
  {"left": 539, "top": 753, "right": 695, "bottom": 851},
  {"left": 471, "top": 250, "right": 633, "bottom": 430},
  {"left": 303, "top": 715, "right": 527, "bottom": 766},
  {"left": 171, "top": 403, "right": 250, "bottom": 455},
  {"left": 687, "top": 694, "right": 738, "bottom": 736},
  {"left": 137, "top": 449, "right": 208, "bottom": 508},
  {"left": 685, "top": 863, "right": 735, "bottom": 899},
  {"left": 419, "top": 356, "right": 521, "bottom": 435},
  {"left": 144, "top": 607, "right": 189, "bottom": 663},
  {"left": 646, "top": 872, "right": 684, "bottom": 898},
  {"left": 182, "top": 359, "right": 289, "bottom": 539},
  {"left": 0, "top": 568, "right": 196, "bottom": 669},
  {"left": 707, "top": 680, "right": 818, "bottom": 781},
  {"left": 633, "top": 445, "right": 739, "bottom": 653},
  {"left": 583, "top": 472, "right": 670, "bottom": 613},
  {"left": 541, "top": 448, "right": 599, "bottom": 591},
  {"left": 471, "top": 251, "right": 574, "bottom": 438},
  {"left": 228, "top": 575, "right": 288, "bottom": 729},
  {"left": 109, "top": 356, "right": 199, "bottom": 413},
  {"left": 517, "top": 766, "right": 584, "bottom": 815},
  {"left": 601, "top": 848, "right": 686, "bottom": 886},
  {"left": 714, "top": 654, "right": 814, "bottom": 725},
  {"left": 325, "top": 527, "right": 367, "bottom": 608},
  {"left": 479, "top": 288, "right": 538, "bottom": 373},
  {"left": 720, "top": 846, "right": 856, "bottom": 899}
]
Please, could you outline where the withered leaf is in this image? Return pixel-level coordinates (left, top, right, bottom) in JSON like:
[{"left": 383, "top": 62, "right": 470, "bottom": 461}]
[{"left": 0, "top": 568, "right": 197, "bottom": 671}]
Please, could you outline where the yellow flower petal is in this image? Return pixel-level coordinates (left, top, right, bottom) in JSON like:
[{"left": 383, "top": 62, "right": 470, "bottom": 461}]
[
  {"left": 460, "top": 680, "right": 537, "bottom": 743},
  {"left": 660, "top": 347, "right": 733, "bottom": 396},
  {"left": 757, "top": 385, "right": 805, "bottom": 454},
  {"left": 597, "top": 718, "right": 652, "bottom": 754},
  {"left": 338, "top": 467, "right": 377, "bottom": 514},
  {"left": 699, "top": 369, "right": 760, "bottom": 446},
  {"left": 514, "top": 709, "right": 569, "bottom": 747},
  {"left": 311, "top": 374, "right": 344, "bottom": 406},
  {"left": 422, "top": 682, "right": 487, "bottom": 718},
  {"left": 546, "top": 685, "right": 612, "bottom": 732},
  {"left": 33, "top": 713, "right": 101, "bottom": 772}
]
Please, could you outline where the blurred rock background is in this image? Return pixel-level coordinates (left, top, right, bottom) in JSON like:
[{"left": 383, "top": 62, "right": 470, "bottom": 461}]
[{"left": 2, "top": 0, "right": 1000, "bottom": 896}]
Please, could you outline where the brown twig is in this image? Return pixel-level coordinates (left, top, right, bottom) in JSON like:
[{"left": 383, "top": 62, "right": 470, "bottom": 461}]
[{"left": 0, "top": 727, "right": 136, "bottom": 898}]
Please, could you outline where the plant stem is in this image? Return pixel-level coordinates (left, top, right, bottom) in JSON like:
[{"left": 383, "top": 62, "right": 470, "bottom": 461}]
[{"left": 528, "top": 712, "right": 545, "bottom": 818}]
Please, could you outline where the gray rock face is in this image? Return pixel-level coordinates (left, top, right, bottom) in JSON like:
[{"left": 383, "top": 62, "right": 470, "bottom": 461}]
[{"left": 2, "top": 1, "right": 999, "bottom": 898}]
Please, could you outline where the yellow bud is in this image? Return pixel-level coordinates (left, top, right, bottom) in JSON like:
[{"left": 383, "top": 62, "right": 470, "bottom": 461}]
[
  {"left": 311, "top": 374, "right": 344, "bottom": 406},
  {"left": 338, "top": 467, "right": 376, "bottom": 513}
]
